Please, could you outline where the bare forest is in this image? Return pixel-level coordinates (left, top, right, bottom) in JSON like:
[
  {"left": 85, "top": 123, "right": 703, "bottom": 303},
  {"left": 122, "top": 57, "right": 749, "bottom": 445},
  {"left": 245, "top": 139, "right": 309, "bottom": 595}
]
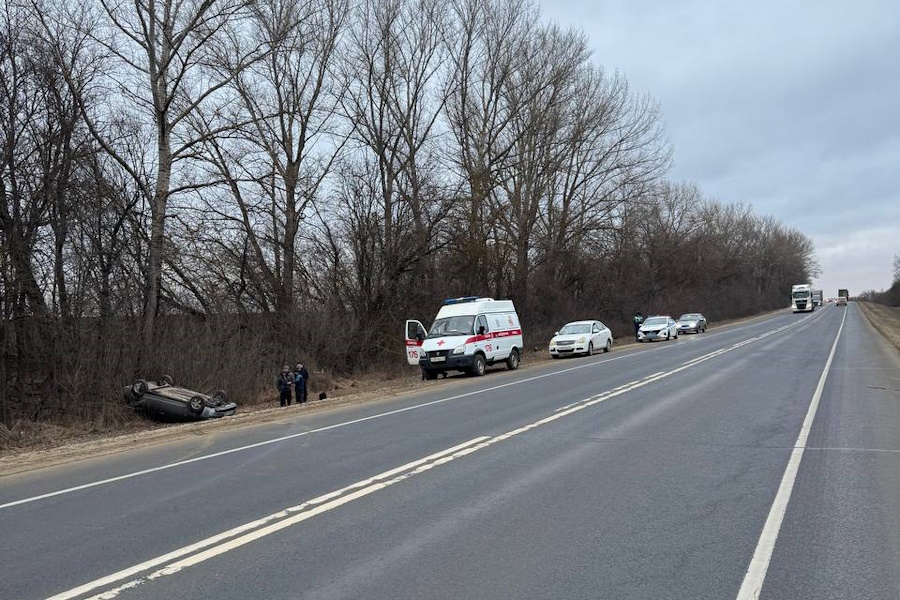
[{"left": 0, "top": 0, "right": 818, "bottom": 434}]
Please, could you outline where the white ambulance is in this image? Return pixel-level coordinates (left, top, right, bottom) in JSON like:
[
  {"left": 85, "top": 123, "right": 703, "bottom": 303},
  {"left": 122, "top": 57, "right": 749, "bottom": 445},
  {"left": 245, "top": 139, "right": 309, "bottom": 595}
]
[{"left": 405, "top": 297, "right": 523, "bottom": 380}]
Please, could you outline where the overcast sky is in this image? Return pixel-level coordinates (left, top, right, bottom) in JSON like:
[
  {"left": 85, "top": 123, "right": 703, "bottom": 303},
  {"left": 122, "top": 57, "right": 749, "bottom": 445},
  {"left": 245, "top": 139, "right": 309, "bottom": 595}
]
[{"left": 542, "top": 0, "right": 900, "bottom": 297}]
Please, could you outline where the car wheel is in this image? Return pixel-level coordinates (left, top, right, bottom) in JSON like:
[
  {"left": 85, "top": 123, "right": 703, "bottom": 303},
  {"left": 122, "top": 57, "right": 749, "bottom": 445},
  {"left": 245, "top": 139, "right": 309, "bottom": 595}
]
[
  {"left": 604, "top": 339, "right": 612, "bottom": 353},
  {"left": 159, "top": 374, "right": 173, "bottom": 386},
  {"left": 506, "top": 348, "right": 520, "bottom": 370},
  {"left": 188, "top": 395, "right": 205, "bottom": 414},
  {"left": 423, "top": 369, "right": 437, "bottom": 381},
  {"left": 124, "top": 389, "right": 138, "bottom": 406},
  {"left": 587, "top": 342, "right": 594, "bottom": 356},
  {"left": 470, "top": 353, "right": 486, "bottom": 377},
  {"left": 213, "top": 390, "right": 228, "bottom": 404},
  {"left": 131, "top": 379, "right": 149, "bottom": 398}
]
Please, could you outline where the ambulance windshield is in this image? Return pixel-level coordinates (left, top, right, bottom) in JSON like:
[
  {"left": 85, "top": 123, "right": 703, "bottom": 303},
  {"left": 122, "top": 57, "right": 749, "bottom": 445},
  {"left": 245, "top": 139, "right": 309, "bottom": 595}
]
[{"left": 428, "top": 316, "right": 475, "bottom": 338}]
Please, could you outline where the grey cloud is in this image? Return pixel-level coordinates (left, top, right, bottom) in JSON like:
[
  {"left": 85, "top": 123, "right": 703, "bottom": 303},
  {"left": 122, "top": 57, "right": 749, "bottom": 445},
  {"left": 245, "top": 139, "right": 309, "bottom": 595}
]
[{"left": 544, "top": 0, "right": 900, "bottom": 293}]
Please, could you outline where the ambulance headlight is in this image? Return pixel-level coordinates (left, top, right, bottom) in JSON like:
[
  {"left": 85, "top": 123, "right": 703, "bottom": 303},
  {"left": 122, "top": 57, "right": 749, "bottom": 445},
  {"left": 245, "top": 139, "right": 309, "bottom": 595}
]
[{"left": 453, "top": 344, "right": 466, "bottom": 355}]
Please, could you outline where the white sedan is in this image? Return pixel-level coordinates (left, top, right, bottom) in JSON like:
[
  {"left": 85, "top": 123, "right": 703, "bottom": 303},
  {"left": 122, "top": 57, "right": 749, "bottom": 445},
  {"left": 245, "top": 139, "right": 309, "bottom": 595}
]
[
  {"left": 638, "top": 315, "right": 679, "bottom": 342},
  {"left": 549, "top": 320, "right": 613, "bottom": 358}
]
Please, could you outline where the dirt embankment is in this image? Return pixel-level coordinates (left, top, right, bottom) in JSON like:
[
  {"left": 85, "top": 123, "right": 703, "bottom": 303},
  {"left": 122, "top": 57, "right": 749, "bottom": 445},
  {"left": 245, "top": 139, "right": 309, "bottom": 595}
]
[
  {"left": 1, "top": 307, "right": 788, "bottom": 473},
  {"left": 858, "top": 301, "right": 900, "bottom": 354}
]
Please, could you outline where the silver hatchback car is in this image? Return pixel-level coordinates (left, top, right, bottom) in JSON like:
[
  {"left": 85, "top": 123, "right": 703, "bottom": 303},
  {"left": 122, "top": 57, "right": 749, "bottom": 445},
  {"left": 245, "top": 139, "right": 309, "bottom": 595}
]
[{"left": 677, "top": 313, "right": 708, "bottom": 334}]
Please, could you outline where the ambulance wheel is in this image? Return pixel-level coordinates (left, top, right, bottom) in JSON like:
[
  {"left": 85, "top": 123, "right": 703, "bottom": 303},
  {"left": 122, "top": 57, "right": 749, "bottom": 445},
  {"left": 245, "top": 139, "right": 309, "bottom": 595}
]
[
  {"left": 422, "top": 369, "right": 437, "bottom": 381},
  {"left": 470, "top": 354, "right": 487, "bottom": 377},
  {"left": 506, "top": 349, "right": 520, "bottom": 371}
]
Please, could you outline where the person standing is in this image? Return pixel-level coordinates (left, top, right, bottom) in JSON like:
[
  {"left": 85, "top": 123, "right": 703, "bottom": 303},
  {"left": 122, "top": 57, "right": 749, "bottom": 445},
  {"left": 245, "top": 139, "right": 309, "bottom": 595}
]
[
  {"left": 633, "top": 311, "right": 644, "bottom": 341},
  {"left": 293, "top": 363, "right": 309, "bottom": 404},
  {"left": 277, "top": 366, "right": 293, "bottom": 407}
]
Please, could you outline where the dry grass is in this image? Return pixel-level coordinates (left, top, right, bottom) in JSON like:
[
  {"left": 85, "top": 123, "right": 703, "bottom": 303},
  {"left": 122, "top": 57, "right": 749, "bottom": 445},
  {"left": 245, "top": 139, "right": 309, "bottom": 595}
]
[
  {"left": 0, "top": 306, "right": 790, "bottom": 469},
  {"left": 858, "top": 301, "right": 900, "bottom": 354},
  {"left": 0, "top": 409, "right": 165, "bottom": 456},
  {"left": 0, "top": 368, "right": 435, "bottom": 469}
]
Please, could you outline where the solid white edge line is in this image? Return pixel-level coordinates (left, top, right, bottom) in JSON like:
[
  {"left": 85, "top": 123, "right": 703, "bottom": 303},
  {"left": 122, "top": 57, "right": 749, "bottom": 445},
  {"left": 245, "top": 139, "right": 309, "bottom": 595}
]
[
  {"left": 46, "top": 308, "right": 829, "bottom": 599},
  {"left": 735, "top": 306, "right": 847, "bottom": 599}
]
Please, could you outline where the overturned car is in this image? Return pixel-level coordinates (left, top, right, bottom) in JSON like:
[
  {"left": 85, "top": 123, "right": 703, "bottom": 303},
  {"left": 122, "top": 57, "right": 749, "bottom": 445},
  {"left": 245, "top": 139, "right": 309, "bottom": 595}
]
[{"left": 124, "top": 375, "right": 237, "bottom": 421}]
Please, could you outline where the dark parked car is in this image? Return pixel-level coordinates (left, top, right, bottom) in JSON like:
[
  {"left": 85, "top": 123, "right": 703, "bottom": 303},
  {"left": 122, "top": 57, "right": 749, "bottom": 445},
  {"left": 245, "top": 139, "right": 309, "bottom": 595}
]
[
  {"left": 677, "top": 313, "right": 708, "bottom": 334},
  {"left": 124, "top": 376, "right": 236, "bottom": 421}
]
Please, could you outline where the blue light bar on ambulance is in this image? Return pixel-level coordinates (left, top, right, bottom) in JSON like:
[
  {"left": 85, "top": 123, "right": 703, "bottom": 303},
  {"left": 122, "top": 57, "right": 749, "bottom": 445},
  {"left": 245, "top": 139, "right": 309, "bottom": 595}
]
[{"left": 442, "top": 296, "right": 482, "bottom": 305}]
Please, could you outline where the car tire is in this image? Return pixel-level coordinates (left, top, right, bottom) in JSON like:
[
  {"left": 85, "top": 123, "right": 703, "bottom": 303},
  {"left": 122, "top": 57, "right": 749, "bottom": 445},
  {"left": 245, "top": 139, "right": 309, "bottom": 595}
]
[
  {"left": 506, "top": 348, "right": 520, "bottom": 371},
  {"left": 587, "top": 342, "right": 594, "bottom": 356},
  {"left": 159, "top": 374, "right": 173, "bottom": 386},
  {"left": 213, "top": 390, "right": 227, "bottom": 404},
  {"left": 188, "top": 395, "right": 205, "bottom": 414},
  {"left": 131, "top": 379, "right": 149, "bottom": 398},
  {"left": 423, "top": 369, "right": 437, "bottom": 381},
  {"left": 604, "top": 339, "right": 612, "bottom": 353},
  {"left": 470, "top": 353, "right": 487, "bottom": 377}
]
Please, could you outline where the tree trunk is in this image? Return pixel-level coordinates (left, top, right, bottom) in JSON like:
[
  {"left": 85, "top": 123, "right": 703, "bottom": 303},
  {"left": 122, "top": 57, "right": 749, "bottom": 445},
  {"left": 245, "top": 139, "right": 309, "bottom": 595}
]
[
  {"left": 143, "top": 127, "right": 171, "bottom": 353},
  {"left": 280, "top": 175, "right": 297, "bottom": 315}
]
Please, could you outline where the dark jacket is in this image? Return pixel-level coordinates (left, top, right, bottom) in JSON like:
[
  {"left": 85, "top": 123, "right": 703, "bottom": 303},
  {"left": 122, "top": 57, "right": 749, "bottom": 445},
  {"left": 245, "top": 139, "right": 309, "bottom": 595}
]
[{"left": 277, "top": 373, "right": 292, "bottom": 393}]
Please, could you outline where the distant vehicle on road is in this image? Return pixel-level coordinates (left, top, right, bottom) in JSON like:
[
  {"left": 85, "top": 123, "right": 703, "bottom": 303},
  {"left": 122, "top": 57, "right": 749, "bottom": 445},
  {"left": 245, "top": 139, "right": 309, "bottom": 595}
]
[
  {"left": 549, "top": 320, "right": 613, "bottom": 358},
  {"left": 677, "top": 313, "right": 707, "bottom": 334},
  {"left": 638, "top": 315, "right": 678, "bottom": 342},
  {"left": 791, "top": 283, "right": 814, "bottom": 313},
  {"left": 838, "top": 288, "right": 849, "bottom": 300},
  {"left": 836, "top": 296, "right": 848, "bottom": 306},
  {"left": 124, "top": 376, "right": 236, "bottom": 421},
  {"left": 812, "top": 289, "right": 823, "bottom": 306}
]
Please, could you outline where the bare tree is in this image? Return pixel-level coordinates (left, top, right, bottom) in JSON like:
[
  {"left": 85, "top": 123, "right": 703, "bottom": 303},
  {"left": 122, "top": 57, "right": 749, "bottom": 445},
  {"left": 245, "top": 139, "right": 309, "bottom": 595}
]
[
  {"left": 443, "top": 0, "right": 539, "bottom": 293},
  {"left": 190, "top": 0, "right": 350, "bottom": 315},
  {"left": 0, "top": 3, "right": 52, "bottom": 324},
  {"left": 542, "top": 68, "right": 669, "bottom": 281},
  {"left": 494, "top": 23, "right": 589, "bottom": 313},
  {"left": 339, "top": 0, "right": 453, "bottom": 320},
  {"left": 46, "top": 0, "right": 265, "bottom": 355}
]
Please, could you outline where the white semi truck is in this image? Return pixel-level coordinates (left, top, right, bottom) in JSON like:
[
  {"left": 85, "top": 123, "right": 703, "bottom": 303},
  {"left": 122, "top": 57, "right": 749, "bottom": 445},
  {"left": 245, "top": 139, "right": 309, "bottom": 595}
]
[{"left": 791, "top": 284, "right": 814, "bottom": 313}]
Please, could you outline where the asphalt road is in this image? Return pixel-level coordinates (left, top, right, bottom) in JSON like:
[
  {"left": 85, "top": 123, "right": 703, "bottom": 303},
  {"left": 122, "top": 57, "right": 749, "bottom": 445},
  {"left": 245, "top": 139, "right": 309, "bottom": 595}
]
[{"left": 2, "top": 303, "right": 899, "bottom": 600}]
